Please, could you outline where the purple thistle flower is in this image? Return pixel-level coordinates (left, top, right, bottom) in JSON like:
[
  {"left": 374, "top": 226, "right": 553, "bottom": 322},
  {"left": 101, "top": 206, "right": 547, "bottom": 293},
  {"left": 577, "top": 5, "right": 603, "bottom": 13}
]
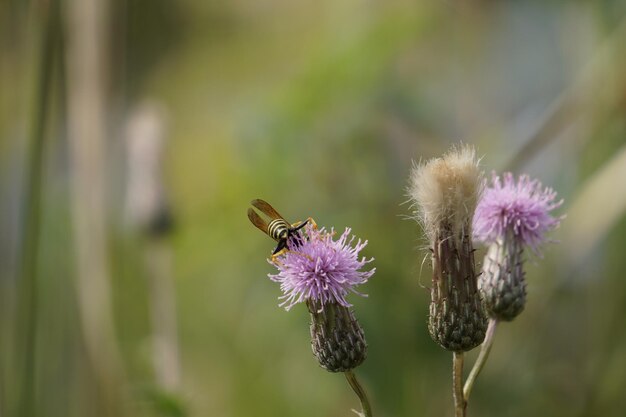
[
  {"left": 268, "top": 224, "right": 375, "bottom": 311},
  {"left": 474, "top": 172, "right": 563, "bottom": 321},
  {"left": 473, "top": 172, "right": 563, "bottom": 254}
]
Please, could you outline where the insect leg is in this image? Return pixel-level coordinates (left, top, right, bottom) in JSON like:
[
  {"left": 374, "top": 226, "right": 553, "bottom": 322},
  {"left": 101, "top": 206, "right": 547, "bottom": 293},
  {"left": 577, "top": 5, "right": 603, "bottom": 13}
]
[
  {"left": 272, "top": 239, "right": 287, "bottom": 255},
  {"left": 291, "top": 217, "right": 317, "bottom": 231},
  {"left": 271, "top": 249, "right": 313, "bottom": 264}
]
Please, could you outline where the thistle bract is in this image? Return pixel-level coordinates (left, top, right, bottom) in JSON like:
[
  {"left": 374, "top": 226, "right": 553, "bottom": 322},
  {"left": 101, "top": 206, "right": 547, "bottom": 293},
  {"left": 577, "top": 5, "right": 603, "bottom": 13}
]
[{"left": 307, "top": 300, "right": 367, "bottom": 372}]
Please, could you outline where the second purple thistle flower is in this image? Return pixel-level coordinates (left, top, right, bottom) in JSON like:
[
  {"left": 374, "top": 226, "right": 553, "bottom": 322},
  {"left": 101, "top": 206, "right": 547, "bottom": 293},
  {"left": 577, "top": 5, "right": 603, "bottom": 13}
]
[
  {"left": 473, "top": 172, "right": 563, "bottom": 254},
  {"left": 473, "top": 172, "right": 563, "bottom": 321}
]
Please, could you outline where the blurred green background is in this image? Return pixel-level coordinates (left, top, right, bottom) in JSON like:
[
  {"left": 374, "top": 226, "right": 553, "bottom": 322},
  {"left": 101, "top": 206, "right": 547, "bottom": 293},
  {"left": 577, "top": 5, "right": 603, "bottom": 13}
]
[{"left": 1, "top": 0, "right": 626, "bottom": 416}]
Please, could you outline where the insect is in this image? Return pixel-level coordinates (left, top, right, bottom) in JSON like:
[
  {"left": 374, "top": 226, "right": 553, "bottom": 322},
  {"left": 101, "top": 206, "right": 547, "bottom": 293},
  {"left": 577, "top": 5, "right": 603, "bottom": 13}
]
[{"left": 247, "top": 199, "right": 316, "bottom": 262}]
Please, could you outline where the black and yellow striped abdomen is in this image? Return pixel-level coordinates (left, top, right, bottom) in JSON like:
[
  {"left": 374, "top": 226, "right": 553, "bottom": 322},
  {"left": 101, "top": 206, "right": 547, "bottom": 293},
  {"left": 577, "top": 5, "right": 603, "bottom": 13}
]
[{"left": 268, "top": 218, "right": 289, "bottom": 241}]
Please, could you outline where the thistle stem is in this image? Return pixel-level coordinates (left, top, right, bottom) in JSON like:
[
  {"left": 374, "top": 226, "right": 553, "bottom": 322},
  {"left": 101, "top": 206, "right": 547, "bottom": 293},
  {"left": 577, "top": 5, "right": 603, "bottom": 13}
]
[
  {"left": 463, "top": 318, "right": 498, "bottom": 401},
  {"left": 453, "top": 352, "right": 466, "bottom": 417},
  {"left": 345, "top": 370, "right": 373, "bottom": 417}
]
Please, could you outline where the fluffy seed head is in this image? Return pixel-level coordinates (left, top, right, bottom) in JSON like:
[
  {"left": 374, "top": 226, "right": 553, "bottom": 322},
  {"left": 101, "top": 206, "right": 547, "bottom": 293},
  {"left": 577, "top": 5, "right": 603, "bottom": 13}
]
[
  {"left": 409, "top": 145, "right": 482, "bottom": 242},
  {"left": 408, "top": 144, "right": 487, "bottom": 352},
  {"left": 473, "top": 172, "right": 563, "bottom": 254},
  {"left": 268, "top": 224, "right": 375, "bottom": 311}
]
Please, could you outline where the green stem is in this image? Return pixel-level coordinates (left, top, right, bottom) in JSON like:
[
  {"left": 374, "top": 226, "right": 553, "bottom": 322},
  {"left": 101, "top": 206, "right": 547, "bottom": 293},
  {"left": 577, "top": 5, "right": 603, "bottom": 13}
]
[
  {"left": 453, "top": 352, "right": 466, "bottom": 417},
  {"left": 344, "top": 370, "right": 373, "bottom": 417},
  {"left": 463, "top": 318, "right": 498, "bottom": 402}
]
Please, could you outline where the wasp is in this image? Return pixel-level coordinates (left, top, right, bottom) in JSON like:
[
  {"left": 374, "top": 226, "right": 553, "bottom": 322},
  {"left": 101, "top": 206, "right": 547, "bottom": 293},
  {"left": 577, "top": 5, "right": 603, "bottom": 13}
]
[{"left": 247, "top": 199, "right": 317, "bottom": 262}]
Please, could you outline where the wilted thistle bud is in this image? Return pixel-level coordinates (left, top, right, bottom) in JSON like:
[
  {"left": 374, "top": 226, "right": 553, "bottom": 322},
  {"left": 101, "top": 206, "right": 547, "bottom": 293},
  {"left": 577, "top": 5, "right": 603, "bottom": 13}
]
[
  {"left": 269, "top": 225, "right": 375, "bottom": 371},
  {"left": 409, "top": 145, "right": 487, "bottom": 352},
  {"left": 308, "top": 300, "right": 367, "bottom": 372},
  {"left": 473, "top": 173, "right": 563, "bottom": 321}
]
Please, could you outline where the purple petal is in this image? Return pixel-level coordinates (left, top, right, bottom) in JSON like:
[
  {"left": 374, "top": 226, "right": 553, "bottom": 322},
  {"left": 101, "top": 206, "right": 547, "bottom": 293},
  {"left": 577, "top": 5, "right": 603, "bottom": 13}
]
[{"left": 473, "top": 172, "right": 563, "bottom": 254}]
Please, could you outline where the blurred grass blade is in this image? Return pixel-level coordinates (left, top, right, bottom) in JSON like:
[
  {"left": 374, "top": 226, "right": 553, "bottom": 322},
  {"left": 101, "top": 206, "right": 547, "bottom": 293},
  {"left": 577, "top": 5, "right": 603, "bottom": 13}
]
[
  {"left": 561, "top": 144, "right": 626, "bottom": 265},
  {"left": 505, "top": 16, "right": 626, "bottom": 172},
  {"left": 15, "top": 1, "right": 61, "bottom": 416},
  {"left": 65, "top": 0, "right": 128, "bottom": 414}
]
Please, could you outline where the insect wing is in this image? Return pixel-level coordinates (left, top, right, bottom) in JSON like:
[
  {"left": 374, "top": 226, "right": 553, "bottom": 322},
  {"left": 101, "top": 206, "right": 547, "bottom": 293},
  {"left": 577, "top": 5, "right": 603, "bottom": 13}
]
[
  {"left": 250, "top": 199, "right": 286, "bottom": 222},
  {"left": 247, "top": 207, "right": 270, "bottom": 235}
]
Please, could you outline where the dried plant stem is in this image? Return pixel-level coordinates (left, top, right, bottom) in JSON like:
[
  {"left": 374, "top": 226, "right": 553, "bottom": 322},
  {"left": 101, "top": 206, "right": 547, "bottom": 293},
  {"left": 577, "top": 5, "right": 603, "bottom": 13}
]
[
  {"left": 464, "top": 318, "right": 498, "bottom": 402},
  {"left": 452, "top": 352, "right": 466, "bottom": 417},
  {"left": 66, "top": 0, "right": 127, "bottom": 414},
  {"left": 345, "top": 370, "right": 373, "bottom": 417}
]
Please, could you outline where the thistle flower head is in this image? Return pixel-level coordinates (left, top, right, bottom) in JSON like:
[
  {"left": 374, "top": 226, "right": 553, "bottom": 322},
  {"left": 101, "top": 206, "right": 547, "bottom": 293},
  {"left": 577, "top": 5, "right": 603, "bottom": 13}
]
[
  {"left": 409, "top": 144, "right": 482, "bottom": 242},
  {"left": 473, "top": 172, "right": 563, "bottom": 254},
  {"left": 268, "top": 224, "right": 375, "bottom": 311},
  {"left": 408, "top": 144, "right": 487, "bottom": 352}
]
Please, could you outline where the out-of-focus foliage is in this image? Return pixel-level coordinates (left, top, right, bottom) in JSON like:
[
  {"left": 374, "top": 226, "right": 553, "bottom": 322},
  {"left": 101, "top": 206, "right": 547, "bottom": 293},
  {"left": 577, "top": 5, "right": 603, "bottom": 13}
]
[{"left": 1, "top": 1, "right": 626, "bottom": 417}]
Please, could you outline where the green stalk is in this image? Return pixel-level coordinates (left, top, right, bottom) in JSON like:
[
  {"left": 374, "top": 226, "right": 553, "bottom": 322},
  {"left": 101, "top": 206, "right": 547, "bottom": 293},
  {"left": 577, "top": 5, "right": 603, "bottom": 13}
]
[
  {"left": 463, "top": 318, "right": 498, "bottom": 401},
  {"left": 344, "top": 370, "right": 373, "bottom": 417},
  {"left": 452, "top": 352, "right": 466, "bottom": 417}
]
